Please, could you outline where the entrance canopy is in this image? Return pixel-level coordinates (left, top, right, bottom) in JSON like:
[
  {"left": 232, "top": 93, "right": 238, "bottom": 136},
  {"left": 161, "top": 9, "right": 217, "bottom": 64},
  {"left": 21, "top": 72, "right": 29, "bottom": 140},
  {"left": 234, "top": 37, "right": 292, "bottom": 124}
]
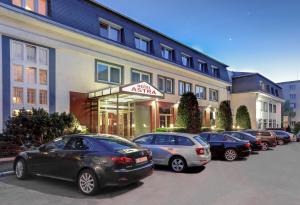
[{"left": 88, "top": 81, "right": 164, "bottom": 102}]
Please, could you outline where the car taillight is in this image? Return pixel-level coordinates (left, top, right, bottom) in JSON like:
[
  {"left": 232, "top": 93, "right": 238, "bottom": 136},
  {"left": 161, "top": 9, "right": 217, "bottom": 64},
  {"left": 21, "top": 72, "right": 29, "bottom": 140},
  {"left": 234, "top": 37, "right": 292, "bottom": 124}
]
[
  {"left": 256, "top": 140, "right": 261, "bottom": 145},
  {"left": 196, "top": 147, "right": 205, "bottom": 155},
  {"left": 245, "top": 143, "right": 251, "bottom": 148},
  {"left": 112, "top": 156, "right": 134, "bottom": 165}
]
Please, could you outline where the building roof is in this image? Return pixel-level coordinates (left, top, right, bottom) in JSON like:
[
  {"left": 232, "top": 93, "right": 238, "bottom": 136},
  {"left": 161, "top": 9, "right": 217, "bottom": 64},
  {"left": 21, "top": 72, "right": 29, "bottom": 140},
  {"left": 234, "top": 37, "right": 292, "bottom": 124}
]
[
  {"left": 277, "top": 80, "right": 300, "bottom": 84},
  {"left": 87, "top": 0, "right": 228, "bottom": 67}
]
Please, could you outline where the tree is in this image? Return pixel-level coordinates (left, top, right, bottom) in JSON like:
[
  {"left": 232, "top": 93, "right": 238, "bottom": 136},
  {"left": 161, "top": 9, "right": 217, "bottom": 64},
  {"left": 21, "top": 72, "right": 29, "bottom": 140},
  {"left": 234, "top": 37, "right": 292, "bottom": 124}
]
[
  {"left": 217, "top": 101, "right": 233, "bottom": 131},
  {"left": 176, "top": 92, "right": 201, "bottom": 133},
  {"left": 236, "top": 105, "right": 251, "bottom": 129},
  {"left": 293, "top": 122, "right": 300, "bottom": 134}
]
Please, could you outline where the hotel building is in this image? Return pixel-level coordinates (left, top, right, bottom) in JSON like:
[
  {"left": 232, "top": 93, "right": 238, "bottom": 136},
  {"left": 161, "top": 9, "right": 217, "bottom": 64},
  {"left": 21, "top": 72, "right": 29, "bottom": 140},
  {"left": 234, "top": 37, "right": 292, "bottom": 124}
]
[
  {"left": 0, "top": 0, "right": 231, "bottom": 138},
  {"left": 230, "top": 72, "right": 284, "bottom": 129}
]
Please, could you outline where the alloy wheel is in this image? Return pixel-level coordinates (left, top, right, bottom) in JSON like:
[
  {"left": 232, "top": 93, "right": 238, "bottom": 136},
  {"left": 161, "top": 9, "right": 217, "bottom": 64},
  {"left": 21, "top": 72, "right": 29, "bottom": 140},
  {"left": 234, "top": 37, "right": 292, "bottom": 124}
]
[
  {"left": 15, "top": 160, "right": 24, "bottom": 178},
  {"left": 171, "top": 158, "right": 185, "bottom": 172},
  {"left": 261, "top": 142, "right": 268, "bottom": 151},
  {"left": 79, "top": 172, "right": 95, "bottom": 194},
  {"left": 224, "top": 149, "right": 237, "bottom": 161},
  {"left": 278, "top": 140, "right": 284, "bottom": 146}
]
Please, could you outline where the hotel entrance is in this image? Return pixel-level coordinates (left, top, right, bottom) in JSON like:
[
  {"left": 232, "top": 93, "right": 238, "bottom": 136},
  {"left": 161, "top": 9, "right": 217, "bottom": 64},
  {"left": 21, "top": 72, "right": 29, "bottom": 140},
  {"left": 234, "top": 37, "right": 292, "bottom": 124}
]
[{"left": 88, "top": 82, "right": 164, "bottom": 139}]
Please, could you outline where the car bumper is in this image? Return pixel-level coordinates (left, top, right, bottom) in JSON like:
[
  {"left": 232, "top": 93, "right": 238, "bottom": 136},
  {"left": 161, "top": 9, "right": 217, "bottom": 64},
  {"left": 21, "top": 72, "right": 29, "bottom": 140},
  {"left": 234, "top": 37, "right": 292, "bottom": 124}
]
[
  {"left": 251, "top": 144, "right": 262, "bottom": 151},
  {"left": 104, "top": 162, "right": 154, "bottom": 186},
  {"left": 188, "top": 155, "right": 211, "bottom": 167},
  {"left": 238, "top": 149, "right": 251, "bottom": 157}
]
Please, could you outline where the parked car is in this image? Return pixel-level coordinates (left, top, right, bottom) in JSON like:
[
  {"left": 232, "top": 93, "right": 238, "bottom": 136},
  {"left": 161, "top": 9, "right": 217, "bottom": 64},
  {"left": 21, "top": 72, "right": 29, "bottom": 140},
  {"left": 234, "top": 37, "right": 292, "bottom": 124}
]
[
  {"left": 270, "top": 130, "right": 291, "bottom": 145},
  {"left": 199, "top": 132, "right": 251, "bottom": 161},
  {"left": 133, "top": 132, "right": 211, "bottom": 172},
  {"left": 243, "top": 130, "right": 277, "bottom": 151},
  {"left": 297, "top": 132, "right": 300, "bottom": 142},
  {"left": 222, "top": 131, "right": 262, "bottom": 151},
  {"left": 14, "top": 134, "right": 153, "bottom": 195}
]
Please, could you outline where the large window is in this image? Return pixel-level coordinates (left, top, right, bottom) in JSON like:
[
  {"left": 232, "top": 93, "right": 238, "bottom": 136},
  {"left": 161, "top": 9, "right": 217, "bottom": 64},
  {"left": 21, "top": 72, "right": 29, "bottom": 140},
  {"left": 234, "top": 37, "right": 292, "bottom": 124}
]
[
  {"left": 134, "top": 34, "right": 150, "bottom": 52},
  {"left": 10, "top": 40, "right": 49, "bottom": 113},
  {"left": 178, "top": 81, "right": 192, "bottom": 95},
  {"left": 195, "top": 85, "right": 206, "bottom": 99},
  {"left": 198, "top": 61, "right": 208, "bottom": 73},
  {"left": 12, "top": 0, "right": 47, "bottom": 15},
  {"left": 263, "top": 102, "right": 268, "bottom": 112},
  {"left": 290, "top": 94, "right": 296, "bottom": 100},
  {"left": 131, "top": 69, "right": 151, "bottom": 84},
  {"left": 181, "top": 53, "right": 192, "bottom": 67},
  {"left": 96, "top": 61, "right": 122, "bottom": 84},
  {"left": 161, "top": 45, "right": 173, "bottom": 60},
  {"left": 211, "top": 66, "right": 220, "bottom": 78},
  {"left": 209, "top": 89, "right": 218, "bottom": 102},
  {"left": 159, "top": 108, "right": 173, "bottom": 128},
  {"left": 99, "top": 19, "right": 121, "bottom": 42},
  {"left": 158, "top": 76, "right": 174, "bottom": 94}
]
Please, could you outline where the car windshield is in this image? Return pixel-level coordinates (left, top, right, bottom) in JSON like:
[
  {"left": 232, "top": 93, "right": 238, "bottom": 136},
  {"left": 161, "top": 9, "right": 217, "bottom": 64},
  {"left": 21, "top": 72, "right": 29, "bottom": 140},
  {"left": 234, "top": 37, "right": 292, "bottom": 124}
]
[
  {"left": 194, "top": 136, "right": 209, "bottom": 146},
  {"left": 94, "top": 136, "right": 138, "bottom": 151}
]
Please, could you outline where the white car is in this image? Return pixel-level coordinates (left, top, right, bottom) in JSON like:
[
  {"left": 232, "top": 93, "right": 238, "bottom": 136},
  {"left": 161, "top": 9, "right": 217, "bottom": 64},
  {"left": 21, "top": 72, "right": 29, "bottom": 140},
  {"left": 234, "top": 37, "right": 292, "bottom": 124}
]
[{"left": 133, "top": 132, "right": 211, "bottom": 172}]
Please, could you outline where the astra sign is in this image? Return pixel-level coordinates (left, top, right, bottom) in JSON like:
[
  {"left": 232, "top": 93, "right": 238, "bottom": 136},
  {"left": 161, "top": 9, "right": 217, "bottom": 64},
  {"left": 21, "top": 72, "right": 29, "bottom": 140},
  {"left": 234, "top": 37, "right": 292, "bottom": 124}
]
[{"left": 121, "top": 82, "right": 164, "bottom": 97}]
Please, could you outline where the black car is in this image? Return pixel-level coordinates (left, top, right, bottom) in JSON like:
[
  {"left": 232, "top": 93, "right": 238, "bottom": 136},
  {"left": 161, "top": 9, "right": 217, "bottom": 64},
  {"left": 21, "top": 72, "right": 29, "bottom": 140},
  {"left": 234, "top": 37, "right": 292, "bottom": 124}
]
[
  {"left": 271, "top": 130, "right": 291, "bottom": 145},
  {"left": 222, "top": 131, "right": 262, "bottom": 151},
  {"left": 199, "top": 132, "right": 251, "bottom": 161},
  {"left": 14, "top": 134, "right": 153, "bottom": 195}
]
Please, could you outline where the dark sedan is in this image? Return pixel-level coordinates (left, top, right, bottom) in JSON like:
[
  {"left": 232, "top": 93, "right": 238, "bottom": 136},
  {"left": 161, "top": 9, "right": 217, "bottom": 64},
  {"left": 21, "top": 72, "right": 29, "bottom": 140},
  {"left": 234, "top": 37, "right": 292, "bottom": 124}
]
[
  {"left": 222, "top": 131, "right": 262, "bottom": 151},
  {"left": 270, "top": 130, "right": 291, "bottom": 145},
  {"left": 199, "top": 132, "right": 251, "bottom": 161},
  {"left": 14, "top": 134, "right": 153, "bottom": 195}
]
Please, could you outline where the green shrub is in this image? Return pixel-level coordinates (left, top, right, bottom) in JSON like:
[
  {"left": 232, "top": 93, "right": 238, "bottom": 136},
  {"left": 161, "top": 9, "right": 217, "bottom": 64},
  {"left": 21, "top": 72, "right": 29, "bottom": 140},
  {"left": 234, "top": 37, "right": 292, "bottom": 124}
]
[
  {"left": 176, "top": 92, "right": 201, "bottom": 133},
  {"left": 217, "top": 101, "right": 233, "bottom": 131},
  {"left": 155, "top": 127, "right": 187, "bottom": 133},
  {"left": 236, "top": 105, "right": 251, "bottom": 129}
]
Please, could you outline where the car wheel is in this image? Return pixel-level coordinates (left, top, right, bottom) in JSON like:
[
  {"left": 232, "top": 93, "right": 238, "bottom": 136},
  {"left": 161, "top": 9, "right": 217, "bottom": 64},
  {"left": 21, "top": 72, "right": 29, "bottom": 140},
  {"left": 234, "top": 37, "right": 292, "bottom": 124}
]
[
  {"left": 170, "top": 156, "right": 187, "bottom": 172},
  {"left": 277, "top": 139, "right": 284, "bottom": 146},
  {"left": 261, "top": 142, "right": 269, "bottom": 151},
  {"left": 224, "top": 149, "right": 237, "bottom": 161},
  {"left": 15, "top": 158, "right": 28, "bottom": 180},
  {"left": 78, "top": 169, "right": 99, "bottom": 195}
]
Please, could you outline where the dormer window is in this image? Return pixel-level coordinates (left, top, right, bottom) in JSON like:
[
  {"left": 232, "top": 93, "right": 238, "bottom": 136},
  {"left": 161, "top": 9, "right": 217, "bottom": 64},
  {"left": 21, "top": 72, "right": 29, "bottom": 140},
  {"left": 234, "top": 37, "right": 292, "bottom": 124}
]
[
  {"left": 211, "top": 66, "right": 220, "bottom": 78},
  {"left": 99, "top": 18, "right": 122, "bottom": 42},
  {"left": 181, "top": 53, "right": 192, "bottom": 67},
  {"left": 12, "top": 0, "right": 47, "bottom": 16},
  {"left": 134, "top": 33, "right": 151, "bottom": 52},
  {"left": 161, "top": 44, "right": 173, "bottom": 60},
  {"left": 198, "top": 60, "right": 208, "bottom": 73}
]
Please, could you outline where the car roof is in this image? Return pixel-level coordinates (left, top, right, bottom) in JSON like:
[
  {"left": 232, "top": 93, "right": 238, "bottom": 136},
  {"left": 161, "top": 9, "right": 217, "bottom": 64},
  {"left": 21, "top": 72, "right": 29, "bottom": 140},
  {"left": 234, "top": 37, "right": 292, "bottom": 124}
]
[{"left": 136, "top": 132, "right": 199, "bottom": 139}]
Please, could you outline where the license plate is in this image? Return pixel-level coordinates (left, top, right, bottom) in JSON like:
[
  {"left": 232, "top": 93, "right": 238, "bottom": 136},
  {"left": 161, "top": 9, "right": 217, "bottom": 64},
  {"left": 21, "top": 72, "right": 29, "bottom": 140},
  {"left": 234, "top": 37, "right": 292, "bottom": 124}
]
[{"left": 135, "top": 156, "right": 148, "bottom": 164}]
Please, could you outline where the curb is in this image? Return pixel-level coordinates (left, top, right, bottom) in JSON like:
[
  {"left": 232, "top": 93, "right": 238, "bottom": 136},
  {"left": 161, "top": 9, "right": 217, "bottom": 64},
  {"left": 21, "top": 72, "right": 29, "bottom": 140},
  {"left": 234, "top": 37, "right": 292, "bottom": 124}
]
[{"left": 0, "top": 170, "right": 14, "bottom": 178}]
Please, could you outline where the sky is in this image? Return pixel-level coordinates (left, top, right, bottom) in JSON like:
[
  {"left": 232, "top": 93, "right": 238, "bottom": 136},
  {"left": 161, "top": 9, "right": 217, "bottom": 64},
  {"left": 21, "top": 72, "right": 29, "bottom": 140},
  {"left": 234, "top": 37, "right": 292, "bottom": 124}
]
[{"left": 96, "top": 0, "right": 300, "bottom": 82}]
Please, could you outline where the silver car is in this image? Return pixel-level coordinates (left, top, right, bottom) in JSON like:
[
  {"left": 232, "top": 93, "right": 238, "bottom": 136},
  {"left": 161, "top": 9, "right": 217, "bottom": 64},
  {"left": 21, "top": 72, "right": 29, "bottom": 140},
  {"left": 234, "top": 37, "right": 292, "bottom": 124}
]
[{"left": 133, "top": 132, "right": 211, "bottom": 172}]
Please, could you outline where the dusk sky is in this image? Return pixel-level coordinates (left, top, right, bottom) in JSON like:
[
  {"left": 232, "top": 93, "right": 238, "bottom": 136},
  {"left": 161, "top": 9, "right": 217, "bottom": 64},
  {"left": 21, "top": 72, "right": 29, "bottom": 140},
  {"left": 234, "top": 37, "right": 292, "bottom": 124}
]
[{"left": 96, "top": 0, "right": 300, "bottom": 82}]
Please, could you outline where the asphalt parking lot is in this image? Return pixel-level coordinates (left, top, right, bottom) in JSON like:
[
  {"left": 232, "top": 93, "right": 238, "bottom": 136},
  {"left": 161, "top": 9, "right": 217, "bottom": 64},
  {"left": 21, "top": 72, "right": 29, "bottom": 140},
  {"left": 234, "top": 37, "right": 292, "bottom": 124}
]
[{"left": 1, "top": 143, "right": 300, "bottom": 205}]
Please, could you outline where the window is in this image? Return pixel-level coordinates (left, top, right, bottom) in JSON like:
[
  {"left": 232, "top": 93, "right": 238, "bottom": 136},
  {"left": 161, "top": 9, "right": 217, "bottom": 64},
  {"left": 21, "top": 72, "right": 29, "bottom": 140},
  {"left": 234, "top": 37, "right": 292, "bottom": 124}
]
[
  {"left": 273, "top": 119, "right": 276, "bottom": 128},
  {"left": 273, "top": 104, "right": 276, "bottom": 113},
  {"left": 39, "top": 48, "right": 48, "bottom": 65},
  {"left": 25, "top": 67, "right": 37, "bottom": 84},
  {"left": 134, "top": 135, "right": 154, "bottom": 145},
  {"left": 159, "top": 108, "right": 173, "bottom": 128},
  {"left": 44, "top": 138, "right": 69, "bottom": 151},
  {"left": 263, "top": 102, "right": 268, "bottom": 112},
  {"left": 39, "top": 70, "right": 47, "bottom": 85},
  {"left": 12, "top": 0, "right": 22, "bottom": 6},
  {"left": 211, "top": 66, "right": 220, "bottom": 78},
  {"left": 290, "top": 103, "right": 296, "bottom": 109},
  {"left": 290, "top": 94, "right": 296, "bottom": 100},
  {"left": 27, "top": 88, "right": 36, "bottom": 104},
  {"left": 195, "top": 85, "right": 206, "bottom": 99},
  {"left": 131, "top": 69, "right": 151, "bottom": 84},
  {"left": 210, "top": 134, "right": 224, "bottom": 141},
  {"left": 289, "top": 84, "right": 296, "bottom": 90},
  {"left": 65, "top": 137, "right": 91, "bottom": 151},
  {"left": 13, "top": 0, "right": 47, "bottom": 15},
  {"left": 13, "top": 87, "right": 23, "bottom": 104},
  {"left": 39, "top": 90, "right": 47, "bottom": 105},
  {"left": 209, "top": 89, "right": 218, "bottom": 102},
  {"left": 158, "top": 76, "right": 174, "bottom": 94},
  {"left": 99, "top": 20, "right": 121, "bottom": 42},
  {"left": 259, "top": 81, "right": 265, "bottom": 90},
  {"left": 271, "top": 87, "right": 275, "bottom": 95},
  {"left": 12, "top": 41, "right": 23, "bottom": 61},
  {"left": 269, "top": 103, "right": 273, "bottom": 113},
  {"left": 198, "top": 61, "right": 208, "bottom": 73},
  {"left": 263, "top": 119, "right": 267, "bottom": 129},
  {"left": 178, "top": 81, "right": 192, "bottom": 95},
  {"left": 96, "top": 61, "right": 122, "bottom": 84},
  {"left": 275, "top": 89, "right": 279, "bottom": 97},
  {"left": 181, "top": 53, "right": 192, "bottom": 67},
  {"left": 154, "top": 135, "right": 176, "bottom": 145},
  {"left": 134, "top": 34, "right": 150, "bottom": 52},
  {"left": 26, "top": 45, "right": 36, "bottom": 63},
  {"left": 13, "top": 65, "right": 23, "bottom": 82},
  {"left": 176, "top": 136, "right": 194, "bottom": 146},
  {"left": 269, "top": 119, "right": 272, "bottom": 128},
  {"left": 161, "top": 45, "right": 173, "bottom": 60}
]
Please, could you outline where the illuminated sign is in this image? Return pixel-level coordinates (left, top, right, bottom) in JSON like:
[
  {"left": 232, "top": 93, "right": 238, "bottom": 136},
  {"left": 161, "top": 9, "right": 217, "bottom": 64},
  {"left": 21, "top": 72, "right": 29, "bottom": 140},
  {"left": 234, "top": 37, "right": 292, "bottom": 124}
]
[{"left": 121, "top": 82, "right": 164, "bottom": 97}]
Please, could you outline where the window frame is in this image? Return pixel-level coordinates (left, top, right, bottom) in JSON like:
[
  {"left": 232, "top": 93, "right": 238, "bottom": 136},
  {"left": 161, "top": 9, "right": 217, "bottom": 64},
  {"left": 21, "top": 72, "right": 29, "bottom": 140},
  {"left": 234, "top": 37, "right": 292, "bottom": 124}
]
[
  {"left": 209, "top": 88, "right": 219, "bottom": 102},
  {"left": 178, "top": 80, "right": 192, "bottom": 96},
  {"left": 12, "top": 0, "right": 48, "bottom": 16},
  {"left": 195, "top": 85, "right": 207, "bottom": 100},
  {"left": 130, "top": 68, "right": 152, "bottom": 84},
  {"left": 95, "top": 60, "right": 123, "bottom": 85},
  {"left": 198, "top": 60, "right": 208, "bottom": 73},
  {"left": 211, "top": 65, "right": 220, "bottom": 78},
  {"left": 134, "top": 33, "right": 151, "bottom": 53},
  {"left": 181, "top": 53, "right": 192, "bottom": 67},
  {"left": 161, "top": 44, "right": 173, "bottom": 60},
  {"left": 99, "top": 18, "right": 122, "bottom": 42},
  {"left": 157, "top": 75, "right": 174, "bottom": 94}
]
